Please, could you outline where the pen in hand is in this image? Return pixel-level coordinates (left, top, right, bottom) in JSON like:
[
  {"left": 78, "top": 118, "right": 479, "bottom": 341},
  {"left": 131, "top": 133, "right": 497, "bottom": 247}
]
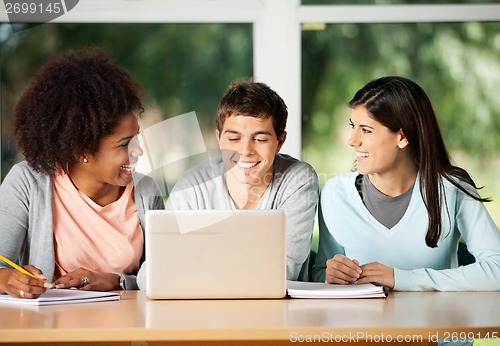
[
  {"left": 0, "top": 254, "right": 38, "bottom": 279},
  {"left": 0, "top": 254, "right": 54, "bottom": 298}
]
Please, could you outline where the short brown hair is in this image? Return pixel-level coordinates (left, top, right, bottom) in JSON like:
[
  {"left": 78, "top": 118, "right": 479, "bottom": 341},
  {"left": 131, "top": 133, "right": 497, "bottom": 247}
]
[{"left": 216, "top": 80, "right": 287, "bottom": 138}]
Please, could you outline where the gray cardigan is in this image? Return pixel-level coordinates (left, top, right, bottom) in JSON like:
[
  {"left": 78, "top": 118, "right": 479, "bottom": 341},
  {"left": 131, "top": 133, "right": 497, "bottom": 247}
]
[
  {"left": 137, "top": 153, "right": 319, "bottom": 288},
  {"left": 0, "top": 161, "right": 164, "bottom": 289}
]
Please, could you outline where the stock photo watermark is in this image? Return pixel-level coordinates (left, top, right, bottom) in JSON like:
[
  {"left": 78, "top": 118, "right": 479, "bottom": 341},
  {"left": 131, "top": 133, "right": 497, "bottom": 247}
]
[
  {"left": 3, "top": 0, "right": 79, "bottom": 32},
  {"left": 289, "top": 331, "right": 498, "bottom": 343}
]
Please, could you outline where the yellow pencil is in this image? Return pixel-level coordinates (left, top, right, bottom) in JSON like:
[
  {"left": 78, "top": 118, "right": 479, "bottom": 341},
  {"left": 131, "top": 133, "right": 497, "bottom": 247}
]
[{"left": 0, "top": 254, "right": 37, "bottom": 279}]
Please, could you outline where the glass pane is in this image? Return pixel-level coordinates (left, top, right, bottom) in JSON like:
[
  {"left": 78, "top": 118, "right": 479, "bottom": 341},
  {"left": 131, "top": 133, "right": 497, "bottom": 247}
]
[
  {"left": 302, "top": 22, "right": 500, "bottom": 231},
  {"left": 0, "top": 23, "right": 252, "bottom": 194},
  {"left": 302, "top": 0, "right": 500, "bottom": 4}
]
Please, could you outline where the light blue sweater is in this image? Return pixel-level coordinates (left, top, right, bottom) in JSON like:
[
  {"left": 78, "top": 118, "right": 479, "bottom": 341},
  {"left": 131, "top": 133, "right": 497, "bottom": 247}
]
[
  {"left": 313, "top": 171, "right": 500, "bottom": 291},
  {"left": 0, "top": 161, "right": 165, "bottom": 289}
]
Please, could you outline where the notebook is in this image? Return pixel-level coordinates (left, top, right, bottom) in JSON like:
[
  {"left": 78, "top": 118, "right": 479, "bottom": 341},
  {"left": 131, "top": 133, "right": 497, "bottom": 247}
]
[
  {"left": 286, "top": 280, "right": 387, "bottom": 299},
  {"left": 145, "top": 209, "right": 287, "bottom": 299},
  {"left": 0, "top": 289, "right": 120, "bottom": 306}
]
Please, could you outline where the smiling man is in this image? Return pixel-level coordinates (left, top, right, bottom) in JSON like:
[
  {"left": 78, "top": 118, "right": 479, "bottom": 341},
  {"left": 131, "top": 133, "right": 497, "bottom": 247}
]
[{"left": 163, "top": 80, "right": 319, "bottom": 281}]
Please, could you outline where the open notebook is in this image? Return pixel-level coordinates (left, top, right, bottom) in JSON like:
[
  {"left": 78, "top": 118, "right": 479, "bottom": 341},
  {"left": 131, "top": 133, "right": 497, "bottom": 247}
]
[{"left": 0, "top": 289, "right": 120, "bottom": 306}]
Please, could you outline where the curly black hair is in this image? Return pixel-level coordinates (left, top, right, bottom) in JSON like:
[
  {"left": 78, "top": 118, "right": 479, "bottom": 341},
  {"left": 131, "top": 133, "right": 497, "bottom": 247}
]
[{"left": 14, "top": 47, "right": 144, "bottom": 176}]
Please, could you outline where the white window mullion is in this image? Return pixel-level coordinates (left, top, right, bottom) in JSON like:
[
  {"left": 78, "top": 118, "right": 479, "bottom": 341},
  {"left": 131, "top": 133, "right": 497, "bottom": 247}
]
[{"left": 254, "top": 0, "right": 302, "bottom": 158}]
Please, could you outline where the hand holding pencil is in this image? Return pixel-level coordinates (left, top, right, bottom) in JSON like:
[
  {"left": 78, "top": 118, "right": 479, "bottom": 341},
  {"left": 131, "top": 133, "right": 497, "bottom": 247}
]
[{"left": 0, "top": 254, "right": 53, "bottom": 299}]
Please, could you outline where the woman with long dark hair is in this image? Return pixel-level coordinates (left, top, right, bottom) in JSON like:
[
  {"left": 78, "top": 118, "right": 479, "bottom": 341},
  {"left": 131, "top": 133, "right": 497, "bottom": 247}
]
[{"left": 313, "top": 76, "right": 500, "bottom": 291}]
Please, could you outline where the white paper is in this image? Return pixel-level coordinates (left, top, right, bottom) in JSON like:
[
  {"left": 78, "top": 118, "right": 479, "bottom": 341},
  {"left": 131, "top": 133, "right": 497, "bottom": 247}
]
[
  {"left": 287, "top": 281, "right": 387, "bottom": 299},
  {"left": 0, "top": 289, "right": 120, "bottom": 306}
]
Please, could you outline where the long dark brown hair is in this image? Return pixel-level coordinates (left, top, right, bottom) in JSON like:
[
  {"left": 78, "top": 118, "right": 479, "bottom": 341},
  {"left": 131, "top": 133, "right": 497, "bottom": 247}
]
[{"left": 348, "top": 76, "right": 490, "bottom": 248}]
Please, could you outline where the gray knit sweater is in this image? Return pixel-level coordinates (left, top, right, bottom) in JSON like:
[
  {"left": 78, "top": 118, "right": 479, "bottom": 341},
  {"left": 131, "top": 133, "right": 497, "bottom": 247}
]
[
  {"left": 137, "top": 153, "right": 319, "bottom": 288},
  {"left": 0, "top": 161, "right": 164, "bottom": 289}
]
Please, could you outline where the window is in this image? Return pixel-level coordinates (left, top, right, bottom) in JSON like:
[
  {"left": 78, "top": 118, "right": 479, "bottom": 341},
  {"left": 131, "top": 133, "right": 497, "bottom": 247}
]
[
  {"left": 0, "top": 22, "right": 252, "bottom": 194},
  {"left": 1, "top": 0, "right": 499, "bottom": 223}
]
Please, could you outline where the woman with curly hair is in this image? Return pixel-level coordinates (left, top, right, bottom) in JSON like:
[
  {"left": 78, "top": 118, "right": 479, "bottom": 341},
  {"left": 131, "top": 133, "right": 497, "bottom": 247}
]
[{"left": 0, "top": 47, "right": 164, "bottom": 298}]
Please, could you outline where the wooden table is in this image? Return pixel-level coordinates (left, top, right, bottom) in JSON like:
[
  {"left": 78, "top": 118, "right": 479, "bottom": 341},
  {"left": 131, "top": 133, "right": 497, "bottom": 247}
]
[{"left": 1, "top": 290, "right": 499, "bottom": 345}]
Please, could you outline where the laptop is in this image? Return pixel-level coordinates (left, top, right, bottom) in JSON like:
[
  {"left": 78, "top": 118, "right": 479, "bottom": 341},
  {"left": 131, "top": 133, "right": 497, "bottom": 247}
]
[{"left": 145, "top": 209, "right": 287, "bottom": 299}]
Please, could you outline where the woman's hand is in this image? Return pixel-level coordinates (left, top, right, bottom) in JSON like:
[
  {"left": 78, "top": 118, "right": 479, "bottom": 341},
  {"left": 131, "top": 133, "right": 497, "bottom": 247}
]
[
  {"left": 325, "top": 254, "right": 363, "bottom": 284},
  {"left": 0, "top": 266, "right": 50, "bottom": 299},
  {"left": 53, "top": 268, "right": 120, "bottom": 291},
  {"left": 356, "top": 262, "right": 395, "bottom": 289},
  {"left": 325, "top": 256, "right": 395, "bottom": 289}
]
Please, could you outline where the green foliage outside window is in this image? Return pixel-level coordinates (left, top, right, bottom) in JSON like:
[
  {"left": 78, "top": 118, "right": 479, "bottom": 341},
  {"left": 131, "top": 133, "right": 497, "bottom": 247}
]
[{"left": 0, "top": 23, "right": 252, "bottom": 185}]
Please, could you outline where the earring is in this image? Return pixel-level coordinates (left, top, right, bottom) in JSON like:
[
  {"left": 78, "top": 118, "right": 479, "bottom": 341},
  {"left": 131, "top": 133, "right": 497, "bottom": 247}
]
[{"left": 83, "top": 158, "right": 88, "bottom": 163}]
